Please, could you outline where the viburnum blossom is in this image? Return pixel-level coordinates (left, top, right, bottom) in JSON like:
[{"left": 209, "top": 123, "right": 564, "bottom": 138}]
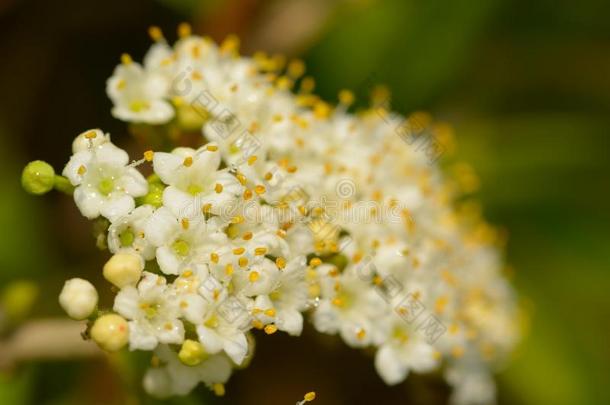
[{"left": 23, "top": 23, "right": 521, "bottom": 404}]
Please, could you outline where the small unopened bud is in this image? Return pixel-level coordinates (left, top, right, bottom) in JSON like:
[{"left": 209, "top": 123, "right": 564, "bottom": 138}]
[
  {"left": 91, "top": 314, "right": 129, "bottom": 352},
  {"left": 178, "top": 339, "right": 209, "bottom": 366},
  {"left": 103, "top": 253, "right": 144, "bottom": 288},
  {"left": 21, "top": 160, "right": 55, "bottom": 195},
  {"left": 59, "top": 278, "right": 98, "bottom": 320}
]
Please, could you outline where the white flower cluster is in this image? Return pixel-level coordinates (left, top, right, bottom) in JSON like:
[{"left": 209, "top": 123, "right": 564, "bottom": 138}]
[{"left": 55, "top": 25, "right": 520, "bottom": 404}]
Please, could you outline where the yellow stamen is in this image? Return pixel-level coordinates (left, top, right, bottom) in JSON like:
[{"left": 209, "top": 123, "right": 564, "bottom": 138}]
[
  {"left": 177, "top": 22, "right": 191, "bottom": 38},
  {"left": 287, "top": 59, "right": 305, "bottom": 78},
  {"left": 338, "top": 89, "right": 355, "bottom": 106},
  {"left": 264, "top": 324, "right": 277, "bottom": 335},
  {"left": 214, "top": 183, "right": 223, "bottom": 193},
  {"left": 210, "top": 252, "right": 219, "bottom": 264},
  {"left": 181, "top": 218, "right": 189, "bottom": 230},
  {"left": 238, "top": 257, "right": 249, "bottom": 267},
  {"left": 304, "top": 392, "right": 316, "bottom": 402},
  {"left": 233, "top": 247, "right": 245, "bottom": 255},
  {"left": 225, "top": 263, "right": 234, "bottom": 276},
  {"left": 275, "top": 257, "right": 286, "bottom": 269},
  {"left": 120, "top": 53, "right": 132, "bottom": 65},
  {"left": 213, "top": 383, "right": 225, "bottom": 397},
  {"left": 247, "top": 155, "right": 257, "bottom": 165},
  {"left": 231, "top": 215, "right": 244, "bottom": 224},
  {"left": 264, "top": 308, "right": 276, "bottom": 317},
  {"left": 183, "top": 156, "right": 193, "bottom": 167},
  {"left": 249, "top": 271, "right": 259, "bottom": 282},
  {"left": 254, "top": 247, "right": 267, "bottom": 256},
  {"left": 148, "top": 26, "right": 163, "bottom": 42},
  {"left": 206, "top": 145, "right": 218, "bottom": 152},
  {"left": 143, "top": 150, "right": 154, "bottom": 162},
  {"left": 309, "top": 258, "right": 322, "bottom": 267},
  {"left": 254, "top": 185, "right": 266, "bottom": 195}
]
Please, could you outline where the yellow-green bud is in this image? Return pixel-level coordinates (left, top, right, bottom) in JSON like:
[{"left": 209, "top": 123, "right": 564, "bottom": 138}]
[
  {"left": 21, "top": 160, "right": 55, "bottom": 195},
  {"left": 103, "top": 253, "right": 144, "bottom": 288},
  {"left": 178, "top": 339, "right": 209, "bottom": 366},
  {"left": 58, "top": 278, "right": 98, "bottom": 320},
  {"left": 91, "top": 314, "right": 129, "bottom": 352}
]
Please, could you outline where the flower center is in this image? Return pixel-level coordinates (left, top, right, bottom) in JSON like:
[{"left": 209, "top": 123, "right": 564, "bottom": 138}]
[
  {"left": 172, "top": 239, "right": 190, "bottom": 256},
  {"left": 129, "top": 100, "right": 151, "bottom": 112},
  {"left": 98, "top": 178, "right": 115, "bottom": 196},
  {"left": 119, "top": 228, "right": 135, "bottom": 247},
  {"left": 139, "top": 302, "right": 161, "bottom": 319},
  {"left": 187, "top": 184, "right": 203, "bottom": 195}
]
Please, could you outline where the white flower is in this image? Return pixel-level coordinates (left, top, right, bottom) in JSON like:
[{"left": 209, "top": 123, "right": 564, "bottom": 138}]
[
  {"left": 58, "top": 278, "right": 98, "bottom": 320},
  {"left": 313, "top": 265, "right": 388, "bottom": 347},
  {"left": 113, "top": 272, "right": 184, "bottom": 350},
  {"left": 108, "top": 204, "right": 156, "bottom": 260},
  {"left": 143, "top": 344, "right": 233, "bottom": 398},
  {"left": 153, "top": 144, "right": 242, "bottom": 218},
  {"left": 106, "top": 54, "right": 174, "bottom": 124},
  {"left": 251, "top": 256, "right": 308, "bottom": 336},
  {"left": 196, "top": 283, "right": 250, "bottom": 365},
  {"left": 145, "top": 207, "right": 227, "bottom": 275},
  {"left": 63, "top": 141, "right": 148, "bottom": 221},
  {"left": 374, "top": 322, "right": 439, "bottom": 385}
]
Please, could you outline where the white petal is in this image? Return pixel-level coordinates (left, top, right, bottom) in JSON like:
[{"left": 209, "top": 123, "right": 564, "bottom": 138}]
[
  {"left": 120, "top": 168, "right": 148, "bottom": 196},
  {"left": 277, "top": 308, "right": 303, "bottom": 336},
  {"left": 222, "top": 330, "right": 248, "bottom": 365},
  {"left": 180, "top": 294, "right": 207, "bottom": 324},
  {"left": 95, "top": 143, "right": 129, "bottom": 167},
  {"left": 156, "top": 319, "right": 185, "bottom": 345},
  {"left": 375, "top": 344, "right": 407, "bottom": 385},
  {"left": 156, "top": 246, "right": 182, "bottom": 275},
  {"left": 163, "top": 186, "right": 197, "bottom": 219},
  {"left": 197, "top": 354, "right": 233, "bottom": 384},
  {"left": 143, "top": 367, "right": 172, "bottom": 398},
  {"left": 73, "top": 186, "right": 103, "bottom": 219},
  {"left": 145, "top": 207, "right": 179, "bottom": 246},
  {"left": 128, "top": 320, "right": 159, "bottom": 350},
  {"left": 100, "top": 194, "right": 135, "bottom": 222},
  {"left": 196, "top": 326, "right": 224, "bottom": 354},
  {"left": 63, "top": 150, "right": 92, "bottom": 185},
  {"left": 113, "top": 286, "right": 140, "bottom": 319},
  {"left": 153, "top": 152, "right": 183, "bottom": 185}
]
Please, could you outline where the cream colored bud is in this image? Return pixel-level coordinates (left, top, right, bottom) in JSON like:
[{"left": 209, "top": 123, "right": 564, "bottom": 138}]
[
  {"left": 178, "top": 339, "right": 209, "bottom": 366},
  {"left": 58, "top": 278, "right": 98, "bottom": 320},
  {"left": 91, "top": 314, "right": 129, "bottom": 352},
  {"left": 103, "top": 253, "right": 144, "bottom": 288}
]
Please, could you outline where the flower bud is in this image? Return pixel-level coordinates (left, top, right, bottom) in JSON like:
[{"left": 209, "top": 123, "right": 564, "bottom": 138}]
[
  {"left": 58, "top": 278, "right": 98, "bottom": 320},
  {"left": 91, "top": 314, "right": 129, "bottom": 352},
  {"left": 103, "top": 253, "right": 144, "bottom": 288},
  {"left": 178, "top": 339, "right": 209, "bottom": 366},
  {"left": 21, "top": 160, "right": 55, "bottom": 195}
]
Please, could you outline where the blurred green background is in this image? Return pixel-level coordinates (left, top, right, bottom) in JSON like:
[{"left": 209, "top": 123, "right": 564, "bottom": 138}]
[{"left": 0, "top": 0, "right": 608, "bottom": 404}]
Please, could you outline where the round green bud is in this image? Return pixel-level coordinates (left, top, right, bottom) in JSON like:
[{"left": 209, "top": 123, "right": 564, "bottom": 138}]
[{"left": 21, "top": 160, "right": 55, "bottom": 195}]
